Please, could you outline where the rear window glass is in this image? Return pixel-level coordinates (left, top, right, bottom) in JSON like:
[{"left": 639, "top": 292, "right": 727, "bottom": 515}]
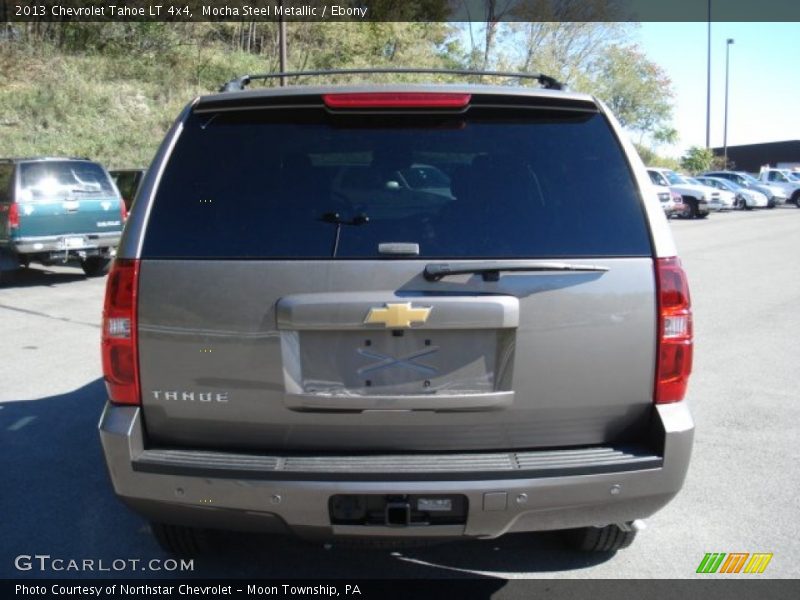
[
  {"left": 142, "top": 107, "right": 651, "bottom": 259},
  {"left": 19, "top": 161, "right": 115, "bottom": 201},
  {"left": 648, "top": 171, "right": 668, "bottom": 187}
]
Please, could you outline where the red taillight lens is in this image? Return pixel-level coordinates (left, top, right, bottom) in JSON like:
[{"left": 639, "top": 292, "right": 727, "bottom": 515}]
[
  {"left": 8, "top": 203, "right": 20, "bottom": 229},
  {"left": 120, "top": 200, "right": 128, "bottom": 222},
  {"left": 101, "top": 259, "right": 140, "bottom": 405},
  {"left": 322, "top": 92, "right": 471, "bottom": 109},
  {"left": 655, "top": 257, "right": 693, "bottom": 403}
]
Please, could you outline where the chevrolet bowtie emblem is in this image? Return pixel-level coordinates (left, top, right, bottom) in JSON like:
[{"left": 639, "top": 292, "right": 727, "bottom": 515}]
[{"left": 364, "top": 302, "right": 432, "bottom": 328}]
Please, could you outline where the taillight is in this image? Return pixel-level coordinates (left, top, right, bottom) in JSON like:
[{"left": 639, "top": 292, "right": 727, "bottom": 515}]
[
  {"left": 655, "top": 257, "right": 693, "bottom": 403},
  {"left": 322, "top": 92, "right": 471, "bottom": 109},
  {"left": 120, "top": 200, "right": 128, "bottom": 223},
  {"left": 8, "top": 203, "right": 20, "bottom": 229},
  {"left": 101, "top": 259, "right": 140, "bottom": 405}
]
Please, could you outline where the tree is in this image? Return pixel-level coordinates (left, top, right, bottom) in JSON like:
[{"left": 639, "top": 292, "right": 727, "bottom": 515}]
[
  {"left": 509, "top": 0, "right": 631, "bottom": 87},
  {"left": 634, "top": 143, "right": 656, "bottom": 166},
  {"left": 514, "top": 22, "right": 629, "bottom": 88},
  {"left": 680, "top": 146, "right": 715, "bottom": 174},
  {"left": 634, "top": 144, "right": 680, "bottom": 170},
  {"left": 652, "top": 127, "right": 678, "bottom": 147},
  {"left": 590, "top": 45, "right": 675, "bottom": 144},
  {"left": 458, "top": 0, "right": 517, "bottom": 70},
  {"left": 710, "top": 155, "right": 733, "bottom": 171}
]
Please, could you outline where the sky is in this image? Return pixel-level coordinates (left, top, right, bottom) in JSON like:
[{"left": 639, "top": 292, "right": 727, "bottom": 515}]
[{"left": 636, "top": 22, "right": 800, "bottom": 157}]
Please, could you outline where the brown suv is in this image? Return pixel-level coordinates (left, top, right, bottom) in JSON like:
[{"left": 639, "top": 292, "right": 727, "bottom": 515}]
[{"left": 99, "top": 69, "right": 694, "bottom": 556}]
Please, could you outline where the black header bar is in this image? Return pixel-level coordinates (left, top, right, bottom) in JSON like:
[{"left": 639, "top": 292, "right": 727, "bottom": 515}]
[{"left": 2, "top": 0, "right": 800, "bottom": 23}]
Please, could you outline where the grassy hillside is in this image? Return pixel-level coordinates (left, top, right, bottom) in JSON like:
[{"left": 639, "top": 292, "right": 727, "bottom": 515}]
[
  {"left": 0, "top": 22, "right": 457, "bottom": 170},
  {"left": 0, "top": 22, "right": 677, "bottom": 170},
  {"left": 0, "top": 45, "right": 270, "bottom": 169}
]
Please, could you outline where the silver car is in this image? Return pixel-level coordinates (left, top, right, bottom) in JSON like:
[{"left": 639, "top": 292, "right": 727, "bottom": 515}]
[
  {"left": 99, "top": 70, "right": 695, "bottom": 556},
  {"left": 695, "top": 176, "right": 768, "bottom": 210},
  {"left": 686, "top": 177, "right": 735, "bottom": 211},
  {"left": 702, "top": 171, "right": 783, "bottom": 207}
]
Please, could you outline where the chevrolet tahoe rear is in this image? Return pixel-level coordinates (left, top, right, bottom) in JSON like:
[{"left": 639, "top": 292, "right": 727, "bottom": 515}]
[{"left": 99, "top": 74, "right": 694, "bottom": 555}]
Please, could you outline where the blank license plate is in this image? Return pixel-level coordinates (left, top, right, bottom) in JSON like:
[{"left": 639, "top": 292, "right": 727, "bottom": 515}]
[{"left": 298, "top": 330, "right": 499, "bottom": 395}]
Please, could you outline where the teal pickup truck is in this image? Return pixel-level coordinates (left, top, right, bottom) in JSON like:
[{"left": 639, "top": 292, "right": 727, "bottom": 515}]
[{"left": 0, "top": 157, "right": 125, "bottom": 282}]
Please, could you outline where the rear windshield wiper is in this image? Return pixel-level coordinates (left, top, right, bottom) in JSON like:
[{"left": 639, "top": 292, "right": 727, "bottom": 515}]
[{"left": 424, "top": 261, "right": 609, "bottom": 282}]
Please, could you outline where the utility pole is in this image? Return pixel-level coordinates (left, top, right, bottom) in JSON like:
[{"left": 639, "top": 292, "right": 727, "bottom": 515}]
[
  {"left": 279, "top": 1, "right": 287, "bottom": 86},
  {"left": 723, "top": 38, "right": 734, "bottom": 167},
  {"left": 705, "top": 0, "right": 711, "bottom": 149}
]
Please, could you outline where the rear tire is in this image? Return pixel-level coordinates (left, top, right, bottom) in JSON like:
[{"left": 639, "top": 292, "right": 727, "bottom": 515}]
[
  {"left": 562, "top": 524, "right": 638, "bottom": 552},
  {"left": 793, "top": 193, "right": 800, "bottom": 208},
  {"left": 81, "top": 256, "right": 111, "bottom": 277},
  {"left": 150, "top": 522, "right": 211, "bottom": 556}
]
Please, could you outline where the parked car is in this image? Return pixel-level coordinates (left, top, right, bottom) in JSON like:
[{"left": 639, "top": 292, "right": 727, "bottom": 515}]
[
  {"left": 702, "top": 171, "right": 785, "bottom": 207},
  {"left": 99, "top": 70, "right": 695, "bottom": 556},
  {"left": 757, "top": 167, "right": 800, "bottom": 207},
  {"left": 694, "top": 176, "right": 768, "bottom": 210},
  {"left": 648, "top": 170, "right": 682, "bottom": 217},
  {"left": 0, "top": 157, "right": 126, "bottom": 282},
  {"left": 669, "top": 189, "right": 687, "bottom": 217},
  {"left": 685, "top": 177, "right": 734, "bottom": 211},
  {"left": 647, "top": 168, "right": 710, "bottom": 218},
  {"left": 110, "top": 168, "right": 146, "bottom": 211},
  {"left": 650, "top": 180, "right": 679, "bottom": 218}
]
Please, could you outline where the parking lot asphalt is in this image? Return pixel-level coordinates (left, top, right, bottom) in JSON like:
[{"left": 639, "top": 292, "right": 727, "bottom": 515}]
[{"left": 1, "top": 207, "right": 798, "bottom": 579}]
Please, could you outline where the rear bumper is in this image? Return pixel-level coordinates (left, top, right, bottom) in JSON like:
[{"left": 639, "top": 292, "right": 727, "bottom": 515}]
[
  {"left": 12, "top": 232, "right": 121, "bottom": 254},
  {"left": 99, "top": 402, "right": 694, "bottom": 540}
]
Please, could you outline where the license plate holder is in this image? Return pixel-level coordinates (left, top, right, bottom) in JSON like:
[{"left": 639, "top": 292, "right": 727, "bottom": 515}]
[
  {"left": 63, "top": 236, "right": 85, "bottom": 249},
  {"left": 296, "top": 329, "right": 502, "bottom": 396}
]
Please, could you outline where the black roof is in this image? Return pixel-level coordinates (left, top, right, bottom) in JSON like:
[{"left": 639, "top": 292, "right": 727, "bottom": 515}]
[{"left": 712, "top": 140, "right": 800, "bottom": 172}]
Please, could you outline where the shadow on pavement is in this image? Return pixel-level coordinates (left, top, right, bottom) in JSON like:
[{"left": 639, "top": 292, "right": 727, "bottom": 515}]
[
  {"left": 0, "top": 379, "right": 615, "bottom": 579},
  {"left": 1, "top": 266, "right": 88, "bottom": 288}
]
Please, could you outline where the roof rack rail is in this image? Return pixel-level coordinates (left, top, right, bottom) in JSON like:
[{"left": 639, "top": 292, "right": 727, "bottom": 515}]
[
  {"left": 0, "top": 156, "right": 91, "bottom": 162},
  {"left": 219, "top": 68, "right": 564, "bottom": 93}
]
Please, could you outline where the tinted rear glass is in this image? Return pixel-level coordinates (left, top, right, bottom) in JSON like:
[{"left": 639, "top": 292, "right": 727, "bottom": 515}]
[
  {"left": 19, "top": 161, "right": 115, "bottom": 201},
  {"left": 142, "top": 106, "right": 651, "bottom": 259}
]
